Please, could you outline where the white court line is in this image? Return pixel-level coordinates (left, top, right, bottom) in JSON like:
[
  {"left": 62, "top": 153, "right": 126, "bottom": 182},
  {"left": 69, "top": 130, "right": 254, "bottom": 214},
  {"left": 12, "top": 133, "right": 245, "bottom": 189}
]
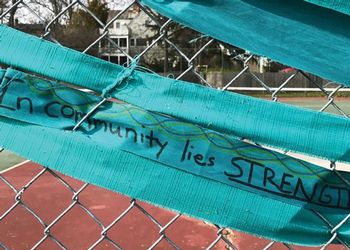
[{"left": 0, "top": 160, "right": 31, "bottom": 174}]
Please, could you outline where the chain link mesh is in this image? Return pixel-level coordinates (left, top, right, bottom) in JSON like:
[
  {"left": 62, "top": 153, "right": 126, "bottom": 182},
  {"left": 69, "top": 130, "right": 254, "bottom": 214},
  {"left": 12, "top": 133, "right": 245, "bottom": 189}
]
[{"left": 0, "top": 0, "right": 349, "bottom": 249}]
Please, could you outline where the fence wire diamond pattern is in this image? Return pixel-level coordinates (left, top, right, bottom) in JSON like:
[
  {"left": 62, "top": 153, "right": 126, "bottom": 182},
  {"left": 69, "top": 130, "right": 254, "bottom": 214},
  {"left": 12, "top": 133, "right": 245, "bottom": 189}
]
[{"left": 0, "top": 1, "right": 350, "bottom": 249}]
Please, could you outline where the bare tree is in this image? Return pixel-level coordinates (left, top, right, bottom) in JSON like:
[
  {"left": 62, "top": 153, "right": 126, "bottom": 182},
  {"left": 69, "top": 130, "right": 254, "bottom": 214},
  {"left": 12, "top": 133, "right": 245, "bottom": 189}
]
[
  {"left": 0, "top": 0, "right": 19, "bottom": 27},
  {"left": 8, "top": 0, "right": 18, "bottom": 27},
  {"left": 0, "top": 0, "right": 4, "bottom": 25},
  {"left": 27, "top": 0, "right": 75, "bottom": 24},
  {"left": 28, "top": 0, "right": 127, "bottom": 23},
  {"left": 57, "top": 0, "right": 109, "bottom": 55},
  {"left": 0, "top": 0, "right": 5, "bottom": 16},
  {"left": 0, "top": 0, "right": 5, "bottom": 10}
]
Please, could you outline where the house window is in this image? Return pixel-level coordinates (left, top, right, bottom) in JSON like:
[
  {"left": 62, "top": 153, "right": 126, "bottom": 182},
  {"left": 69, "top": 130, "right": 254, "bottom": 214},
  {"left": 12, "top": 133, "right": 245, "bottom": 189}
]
[
  {"left": 115, "top": 22, "right": 120, "bottom": 29},
  {"left": 130, "top": 38, "right": 136, "bottom": 47},
  {"left": 101, "top": 56, "right": 109, "bottom": 61},
  {"left": 110, "top": 38, "right": 118, "bottom": 46},
  {"left": 119, "top": 38, "right": 127, "bottom": 48},
  {"left": 119, "top": 56, "right": 127, "bottom": 65},
  {"left": 110, "top": 56, "right": 119, "bottom": 64}
]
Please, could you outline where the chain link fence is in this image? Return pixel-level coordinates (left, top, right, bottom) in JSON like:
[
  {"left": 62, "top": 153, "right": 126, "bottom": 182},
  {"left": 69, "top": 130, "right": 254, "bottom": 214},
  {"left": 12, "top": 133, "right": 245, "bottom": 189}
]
[{"left": 0, "top": 0, "right": 350, "bottom": 249}]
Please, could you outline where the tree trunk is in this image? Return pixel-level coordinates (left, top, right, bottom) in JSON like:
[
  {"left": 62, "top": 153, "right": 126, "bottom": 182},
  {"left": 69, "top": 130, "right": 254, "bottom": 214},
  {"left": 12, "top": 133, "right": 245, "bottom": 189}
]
[{"left": 8, "top": 0, "right": 18, "bottom": 27}]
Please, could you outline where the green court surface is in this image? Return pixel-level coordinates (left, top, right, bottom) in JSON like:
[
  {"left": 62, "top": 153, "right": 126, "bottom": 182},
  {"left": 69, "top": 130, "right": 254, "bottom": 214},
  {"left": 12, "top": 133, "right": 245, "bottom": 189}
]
[
  {"left": 0, "top": 150, "right": 25, "bottom": 172},
  {"left": 282, "top": 98, "right": 350, "bottom": 115},
  {"left": 0, "top": 98, "right": 349, "bottom": 172}
]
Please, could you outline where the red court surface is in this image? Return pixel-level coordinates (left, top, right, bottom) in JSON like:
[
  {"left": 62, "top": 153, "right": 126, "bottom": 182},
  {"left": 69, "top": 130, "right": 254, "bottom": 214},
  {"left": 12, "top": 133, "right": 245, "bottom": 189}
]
[{"left": 0, "top": 162, "right": 346, "bottom": 250}]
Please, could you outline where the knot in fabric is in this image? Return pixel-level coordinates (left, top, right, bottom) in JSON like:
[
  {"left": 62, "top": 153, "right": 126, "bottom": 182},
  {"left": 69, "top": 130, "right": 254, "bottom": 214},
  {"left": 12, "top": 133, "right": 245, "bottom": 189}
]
[{"left": 101, "top": 59, "right": 138, "bottom": 98}]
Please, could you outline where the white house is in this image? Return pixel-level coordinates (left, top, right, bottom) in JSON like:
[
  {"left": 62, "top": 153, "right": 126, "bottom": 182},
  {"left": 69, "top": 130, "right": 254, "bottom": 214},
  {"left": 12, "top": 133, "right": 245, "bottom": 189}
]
[{"left": 99, "top": 7, "right": 157, "bottom": 65}]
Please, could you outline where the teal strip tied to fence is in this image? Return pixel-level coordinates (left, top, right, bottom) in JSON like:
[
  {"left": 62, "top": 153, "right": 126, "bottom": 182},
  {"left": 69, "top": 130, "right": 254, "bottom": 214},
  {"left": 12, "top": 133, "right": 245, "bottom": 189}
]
[
  {"left": 305, "top": 0, "right": 350, "bottom": 15},
  {"left": 0, "top": 1, "right": 350, "bottom": 245},
  {"left": 140, "top": 0, "right": 350, "bottom": 86},
  {"left": 0, "top": 25, "right": 350, "bottom": 165},
  {"left": 2, "top": 68, "right": 350, "bottom": 212},
  {"left": 1, "top": 68, "right": 350, "bottom": 246}
]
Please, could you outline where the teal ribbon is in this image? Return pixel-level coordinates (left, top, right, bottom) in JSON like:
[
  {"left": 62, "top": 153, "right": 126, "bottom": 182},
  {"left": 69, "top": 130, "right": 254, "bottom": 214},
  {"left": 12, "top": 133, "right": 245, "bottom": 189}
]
[
  {"left": 1, "top": 4, "right": 350, "bottom": 244},
  {"left": 2, "top": 68, "right": 350, "bottom": 212},
  {"left": 305, "top": 0, "right": 350, "bottom": 15},
  {"left": 0, "top": 25, "right": 350, "bottom": 165},
  {"left": 101, "top": 59, "right": 138, "bottom": 98},
  {"left": 1, "top": 68, "right": 350, "bottom": 246},
  {"left": 140, "top": 0, "right": 350, "bottom": 86}
]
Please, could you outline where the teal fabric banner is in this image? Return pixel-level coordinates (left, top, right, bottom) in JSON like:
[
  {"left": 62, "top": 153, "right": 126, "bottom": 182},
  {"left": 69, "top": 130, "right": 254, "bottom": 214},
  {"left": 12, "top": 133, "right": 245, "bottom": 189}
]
[
  {"left": 0, "top": 26, "right": 350, "bottom": 165},
  {"left": 305, "top": 0, "right": 350, "bottom": 15},
  {"left": 140, "top": 0, "right": 350, "bottom": 86},
  {"left": 1, "top": 69, "right": 350, "bottom": 246},
  {"left": 0, "top": 1, "right": 349, "bottom": 246},
  {"left": 1, "top": 68, "right": 350, "bottom": 212}
]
